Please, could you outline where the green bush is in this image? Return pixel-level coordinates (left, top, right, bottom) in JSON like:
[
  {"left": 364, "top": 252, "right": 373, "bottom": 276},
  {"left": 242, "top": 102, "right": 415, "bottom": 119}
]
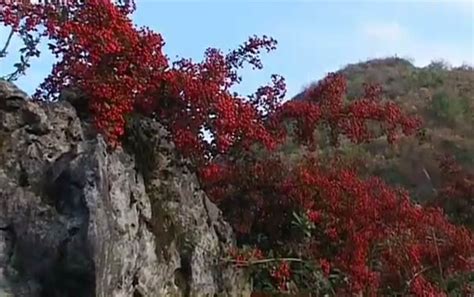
[
  {"left": 430, "top": 91, "right": 469, "bottom": 124},
  {"left": 413, "top": 70, "right": 444, "bottom": 88}
]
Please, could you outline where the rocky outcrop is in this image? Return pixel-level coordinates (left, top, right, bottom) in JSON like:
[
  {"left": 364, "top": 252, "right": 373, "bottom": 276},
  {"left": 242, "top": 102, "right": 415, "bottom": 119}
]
[{"left": 0, "top": 80, "right": 250, "bottom": 297}]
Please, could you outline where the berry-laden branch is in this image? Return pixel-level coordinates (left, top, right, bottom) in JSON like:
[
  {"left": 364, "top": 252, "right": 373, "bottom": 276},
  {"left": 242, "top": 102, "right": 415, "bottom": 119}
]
[{"left": 1, "top": 1, "right": 472, "bottom": 296}]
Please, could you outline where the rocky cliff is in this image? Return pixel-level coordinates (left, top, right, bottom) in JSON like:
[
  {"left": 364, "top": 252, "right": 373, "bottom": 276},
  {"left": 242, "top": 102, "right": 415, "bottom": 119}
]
[{"left": 0, "top": 81, "right": 250, "bottom": 297}]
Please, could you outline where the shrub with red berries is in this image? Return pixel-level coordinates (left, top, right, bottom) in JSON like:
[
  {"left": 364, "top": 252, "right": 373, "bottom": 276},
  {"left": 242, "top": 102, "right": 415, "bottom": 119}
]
[{"left": 430, "top": 154, "right": 474, "bottom": 228}]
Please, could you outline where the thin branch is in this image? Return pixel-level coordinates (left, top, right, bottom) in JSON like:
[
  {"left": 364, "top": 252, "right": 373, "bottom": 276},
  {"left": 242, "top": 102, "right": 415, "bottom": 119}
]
[
  {"left": 432, "top": 229, "right": 445, "bottom": 287},
  {"left": 221, "top": 257, "right": 306, "bottom": 267},
  {"left": 0, "top": 28, "right": 15, "bottom": 59},
  {"left": 403, "top": 266, "right": 434, "bottom": 295}
]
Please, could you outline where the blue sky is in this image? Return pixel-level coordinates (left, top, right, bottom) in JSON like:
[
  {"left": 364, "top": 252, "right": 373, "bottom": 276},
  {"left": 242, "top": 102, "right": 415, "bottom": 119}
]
[{"left": 1, "top": 0, "right": 473, "bottom": 99}]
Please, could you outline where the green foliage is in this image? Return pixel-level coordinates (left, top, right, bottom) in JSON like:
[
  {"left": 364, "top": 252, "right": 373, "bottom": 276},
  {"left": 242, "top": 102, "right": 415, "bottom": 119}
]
[
  {"left": 427, "top": 59, "right": 451, "bottom": 71},
  {"left": 443, "top": 272, "right": 474, "bottom": 296},
  {"left": 440, "top": 139, "right": 474, "bottom": 168},
  {"left": 341, "top": 57, "right": 417, "bottom": 100},
  {"left": 430, "top": 91, "right": 470, "bottom": 124},
  {"left": 345, "top": 73, "right": 366, "bottom": 99},
  {"left": 291, "top": 211, "right": 315, "bottom": 238},
  {"left": 373, "top": 165, "right": 412, "bottom": 188},
  {"left": 411, "top": 69, "right": 444, "bottom": 88},
  {"left": 338, "top": 143, "right": 367, "bottom": 162}
]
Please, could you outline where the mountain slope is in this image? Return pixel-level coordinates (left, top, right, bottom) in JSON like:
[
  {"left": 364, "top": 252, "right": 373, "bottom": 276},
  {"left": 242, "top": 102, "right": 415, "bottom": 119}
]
[{"left": 293, "top": 57, "right": 474, "bottom": 202}]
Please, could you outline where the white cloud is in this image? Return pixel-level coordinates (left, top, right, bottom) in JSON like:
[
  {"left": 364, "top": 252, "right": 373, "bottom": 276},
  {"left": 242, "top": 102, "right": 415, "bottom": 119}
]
[
  {"left": 447, "top": 0, "right": 474, "bottom": 15},
  {"left": 359, "top": 21, "right": 473, "bottom": 67},
  {"left": 362, "top": 22, "right": 406, "bottom": 44}
]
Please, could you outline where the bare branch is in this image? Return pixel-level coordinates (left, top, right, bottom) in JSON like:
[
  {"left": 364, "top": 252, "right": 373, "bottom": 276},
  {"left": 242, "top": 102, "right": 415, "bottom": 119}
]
[{"left": 0, "top": 27, "right": 15, "bottom": 59}]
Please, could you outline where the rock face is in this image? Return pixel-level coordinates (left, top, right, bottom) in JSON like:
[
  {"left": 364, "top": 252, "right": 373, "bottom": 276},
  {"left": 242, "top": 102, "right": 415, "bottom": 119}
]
[{"left": 0, "top": 80, "right": 250, "bottom": 297}]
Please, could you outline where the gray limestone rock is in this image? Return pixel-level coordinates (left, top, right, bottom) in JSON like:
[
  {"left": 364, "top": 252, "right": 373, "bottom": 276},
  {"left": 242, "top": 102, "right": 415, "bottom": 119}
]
[{"left": 0, "top": 80, "right": 250, "bottom": 297}]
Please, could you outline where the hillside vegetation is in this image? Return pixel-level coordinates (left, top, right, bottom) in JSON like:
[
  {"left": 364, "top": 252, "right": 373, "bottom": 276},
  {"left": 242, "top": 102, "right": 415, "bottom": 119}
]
[{"left": 293, "top": 57, "right": 474, "bottom": 203}]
